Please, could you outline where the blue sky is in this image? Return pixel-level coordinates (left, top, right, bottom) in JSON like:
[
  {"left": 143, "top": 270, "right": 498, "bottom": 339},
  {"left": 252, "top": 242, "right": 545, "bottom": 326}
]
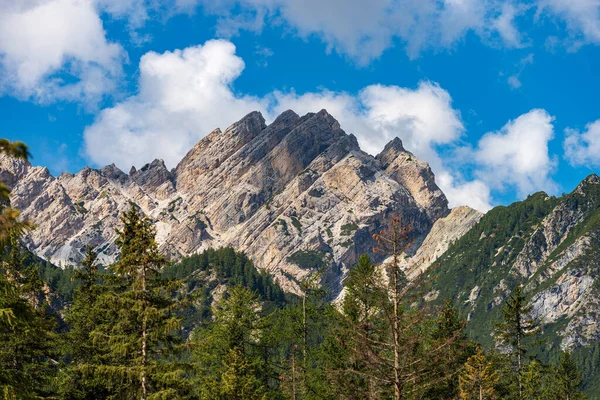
[{"left": 1, "top": 0, "right": 599, "bottom": 211}]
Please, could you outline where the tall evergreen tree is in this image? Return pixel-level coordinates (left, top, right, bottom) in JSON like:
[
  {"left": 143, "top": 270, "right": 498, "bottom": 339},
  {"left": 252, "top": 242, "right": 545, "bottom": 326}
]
[
  {"left": 495, "top": 285, "right": 539, "bottom": 398},
  {"left": 549, "top": 352, "right": 585, "bottom": 400},
  {"left": 193, "top": 286, "right": 274, "bottom": 399},
  {"left": 275, "top": 272, "right": 333, "bottom": 400},
  {"left": 60, "top": 246, "right": 111, "bottom": 399},
  {"left": 76, "top": 205, "right": 192, "bottom": 399}
]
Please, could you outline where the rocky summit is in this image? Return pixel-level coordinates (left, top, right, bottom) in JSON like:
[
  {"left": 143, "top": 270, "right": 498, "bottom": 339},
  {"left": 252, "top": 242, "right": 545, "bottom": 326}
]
[{"left": 1, "top": 109, "right": 474, "bottom": 295}]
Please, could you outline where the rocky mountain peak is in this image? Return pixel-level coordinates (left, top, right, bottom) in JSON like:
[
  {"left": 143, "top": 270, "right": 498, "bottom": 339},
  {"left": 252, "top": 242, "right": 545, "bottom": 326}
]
[
  {"left": 376, "top": 137, "right": 449, "bottom": 221},
  {"left": 0, "top": 154, "right": 31, "bottom": 189},
  {"left": 100, "top": 163, "right": 128, "bottom": 183},
  {"left": 376, "top": 137, "right": 406, "bottom": 168},
  {"left": 3, "top": 109, "right": 468, "bottom": 296}
]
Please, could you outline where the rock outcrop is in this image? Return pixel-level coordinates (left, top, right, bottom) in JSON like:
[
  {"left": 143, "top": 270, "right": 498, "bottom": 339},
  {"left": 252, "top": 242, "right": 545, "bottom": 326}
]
[{"left": 2, "top": 109, "right": 471, "bottom": 295}]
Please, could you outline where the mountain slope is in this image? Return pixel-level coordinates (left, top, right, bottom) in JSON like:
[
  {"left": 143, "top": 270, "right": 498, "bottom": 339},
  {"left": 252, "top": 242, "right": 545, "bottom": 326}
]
[
  {"left": 1, "top": 109, "right": 470, "bottom": 295},
  {"left": 421, "top": 174, "right": 600, "bottom": 394}
]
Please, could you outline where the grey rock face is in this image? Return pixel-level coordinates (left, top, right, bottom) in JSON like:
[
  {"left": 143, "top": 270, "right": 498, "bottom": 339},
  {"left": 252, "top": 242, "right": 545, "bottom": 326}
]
[{"left": 3, "top": 109, "right": 462, "bottom": 295}]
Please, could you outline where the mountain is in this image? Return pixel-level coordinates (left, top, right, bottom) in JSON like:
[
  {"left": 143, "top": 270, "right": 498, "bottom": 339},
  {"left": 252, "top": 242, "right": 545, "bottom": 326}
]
[
  {"left": 1, "top": 109, "right": 471, "bottom": 295},
  {"left": 419, "top": 174, "right": 600, "bottom": 394}
]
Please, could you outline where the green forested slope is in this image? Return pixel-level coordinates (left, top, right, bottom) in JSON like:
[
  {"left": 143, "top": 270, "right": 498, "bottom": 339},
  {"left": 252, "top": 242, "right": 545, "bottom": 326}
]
[{"left": 421, "top": 174, "right": 600, "bottom": 396}]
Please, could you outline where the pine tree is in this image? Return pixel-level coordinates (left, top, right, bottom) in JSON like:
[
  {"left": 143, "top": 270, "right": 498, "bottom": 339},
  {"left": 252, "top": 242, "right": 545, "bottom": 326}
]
[
  {"left": 495, "top": 285, "right": 540, "bottom": 398},
  {"left": 549, "top": 352, "right": 585, "bottom": 400},
  {"left": 275, "top": 271, "right": 333, "bottom": 400},
  {"left": 76, "top": 205, "right": 192, "bottom": 399},
  {"left": 193, "top": 286, "right": 273, "bottom": 399},
  {"left": 521, "top": 360, "right": 548, "bottom": 400},
  {"left": 60, "top": 246, "right": 111, "bottom": 399},
  {"left": 327, "top": 248, "right": 467, "bottom": 399},
  {"left": 459, "top": 349, "right": 499, "bottom": 400},
  {"left": 373, "top": 217, "right": 412, "bottom": 400},
  {"left": 425, "top": 298, "right": 475, "bottom": 398}
]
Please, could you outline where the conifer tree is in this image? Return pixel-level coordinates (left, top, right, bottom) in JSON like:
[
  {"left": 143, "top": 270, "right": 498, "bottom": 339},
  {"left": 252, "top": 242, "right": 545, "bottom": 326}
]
[
  {"left": 60, "top": 246, "right": 111, "bottom": 399},
  {"left": 495, "top": 285, "right": 539, "bottom": 398},
  {"left": 77, "top": 205, "right": 192, "bottom": 399},
  {"left": 275, "top": 272, "right": 333, "bottom": 400},
  {"left": 193, "top": 286, "right": 273, "bottom": 399},
  {"left": 549, "top": 352, "right": 585, "bottom": 400},
  {"left": 0, "top": 139, "right": 57, "bottom": 399},
  {"left": 425, "top": 298, "right": 475, "bottom": 398},
  {"left": 328, "top": 248, "right": 466, "bottom": 399},
  {"left": 459, "top": 349, "right": 499, "bottom": 400},
  {"left": 373, "top": 217, "right": 412, "bottom": 400},
  {"left": 521, "top": 360, "right": 548, "bottom": 400}
]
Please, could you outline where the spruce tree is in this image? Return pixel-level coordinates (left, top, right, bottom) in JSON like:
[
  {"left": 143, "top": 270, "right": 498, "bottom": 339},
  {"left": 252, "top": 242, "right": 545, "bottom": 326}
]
[
  {"left": 521, "top": 360, "right": 548, "bottom": 400},
  {"left": 549, "top": 352, "right": 585, "bottom": 400},
  {"left": 60, "top": 246, "right": 111, "bottom": 399},
  {"left": 193, "top": 286, "right": 273, "bottom": 399},
  {"left": 495, "top": 285, "right": 539, "bottom": 398},
  {"left": 327, "top": 249, "right": 467, "bottom": 399},
  {"left": 275, "top": 272, "right": 333, "bottom": 400},
  {"left": 77, "top": 205, "right": 192, "bottom": 399}
]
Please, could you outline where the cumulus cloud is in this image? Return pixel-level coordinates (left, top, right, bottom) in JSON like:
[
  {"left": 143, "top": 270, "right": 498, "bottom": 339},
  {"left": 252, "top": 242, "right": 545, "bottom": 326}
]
[
  {"left": 0, "top": 0, "right": 208, "bottom": 105},
  {"left": 473, "top": 109, "right": 558, "bottom": 196},
  {"left": 0, "top": 0, "right": 125, "bottom": 105},
  {"left": 83, "top": 40, "right": 268, "bottom": 169},
  {"left": 564, "top": 119, "right": 600, "bottom": 168}
]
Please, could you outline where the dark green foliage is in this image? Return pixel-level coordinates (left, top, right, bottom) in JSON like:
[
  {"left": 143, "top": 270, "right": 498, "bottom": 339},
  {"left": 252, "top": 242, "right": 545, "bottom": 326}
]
[
  {"left": 0, "top": 236, "right": 58, "bottom": 398},
  {"left": 163, "top": 247, "right": 288, "bottom": 317},
  {"left": 548, "top": 352, "right": 585, "bottom": 400},
  {"left": 192, "top": 286, "right": 277, "bottom": 399},
  {"left": 286, "top": 250, "right": 326, "bottom": 270},
  {"left": 291, "top": 216, "right": 302, "bottom": 233},
  {"left": 340, "top": 221, "right": 358, "bottom": 236}
]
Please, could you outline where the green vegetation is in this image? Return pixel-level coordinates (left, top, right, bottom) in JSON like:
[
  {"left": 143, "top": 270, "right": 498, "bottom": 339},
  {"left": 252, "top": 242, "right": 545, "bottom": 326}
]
[
  {"left": 420, "top": 179, "right": 600, "bottom": 397},
  {"left": 340, "top": 221, "right": 358, "bottom": 236},
  {"left": 290, "top": 216, "right": 302, "bottom": 233},
  {"left": 277, "top": 218, "right": 289, "bottom": 235},
  {"left": 286, "top": 250, "right": 326, "bottom": 270}
]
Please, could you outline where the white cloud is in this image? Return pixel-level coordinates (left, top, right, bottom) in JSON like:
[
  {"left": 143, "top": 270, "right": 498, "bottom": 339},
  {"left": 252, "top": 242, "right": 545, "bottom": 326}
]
[
  {"left": 83, "top": 40, "right": 268, "bottom": 169},
  {"left": 492, "top": 2, "right": 528, "bottom": 48},
  {"left": 564, "top": 119, "right": 600, "bottom": 168},
  {"left": 197, "top": 0, "right": 600, "bottom": 61},
  {"left": 474, "top": 109, "right": 558, "bottom": 196},
  {"left": 199, "top": 0, "right": 529, "bottom": 63},
  {"left": 0, "top": 0, "right": 125, "bottom": 105},
  {"left": 537, "top": 0, "right": 600, "bottom": 46}
]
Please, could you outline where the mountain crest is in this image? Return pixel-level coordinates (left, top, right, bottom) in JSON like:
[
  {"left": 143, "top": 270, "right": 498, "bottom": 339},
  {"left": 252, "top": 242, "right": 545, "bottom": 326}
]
[{"left": 4, "top": 109, "right": 455, "bottom": 295}]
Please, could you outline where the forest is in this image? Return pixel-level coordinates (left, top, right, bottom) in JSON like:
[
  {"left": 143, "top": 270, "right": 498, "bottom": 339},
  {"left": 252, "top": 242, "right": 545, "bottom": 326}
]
[{"left": 0, "top": 141, "right": 588, "bottom": 399}]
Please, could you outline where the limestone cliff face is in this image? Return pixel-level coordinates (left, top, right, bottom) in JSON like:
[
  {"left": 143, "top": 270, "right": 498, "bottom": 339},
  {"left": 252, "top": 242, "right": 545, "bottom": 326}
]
[{"left": 2, "top": 109, "right": 464, "bottom": 294}]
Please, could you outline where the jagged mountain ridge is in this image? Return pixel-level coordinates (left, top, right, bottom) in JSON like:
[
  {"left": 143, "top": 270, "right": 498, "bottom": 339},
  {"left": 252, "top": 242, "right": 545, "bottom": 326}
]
[{"left": 1, "top": 109, "right": 472, "bottom": 294}]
